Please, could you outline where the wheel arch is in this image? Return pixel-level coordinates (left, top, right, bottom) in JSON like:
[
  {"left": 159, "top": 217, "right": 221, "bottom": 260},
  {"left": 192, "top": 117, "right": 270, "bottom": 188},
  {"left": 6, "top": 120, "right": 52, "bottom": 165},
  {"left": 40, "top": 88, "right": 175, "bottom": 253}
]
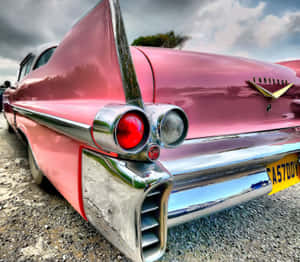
[{"left": 16, "top": 124, "right": 42, "bottom": 173}]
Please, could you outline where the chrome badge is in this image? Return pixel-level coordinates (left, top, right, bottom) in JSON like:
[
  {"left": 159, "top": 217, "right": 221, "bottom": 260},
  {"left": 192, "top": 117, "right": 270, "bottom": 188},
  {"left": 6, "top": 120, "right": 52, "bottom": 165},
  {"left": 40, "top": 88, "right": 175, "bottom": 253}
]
[{"left": 247, "top": 80, "right": 294, "bottom": 99}]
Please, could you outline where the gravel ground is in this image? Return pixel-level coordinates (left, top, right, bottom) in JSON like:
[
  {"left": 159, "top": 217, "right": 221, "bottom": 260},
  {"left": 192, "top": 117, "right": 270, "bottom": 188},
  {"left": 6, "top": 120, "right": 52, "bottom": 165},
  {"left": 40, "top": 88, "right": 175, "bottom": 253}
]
[{"left": 0, "top": 112, "right": 300, "bottom": 262}]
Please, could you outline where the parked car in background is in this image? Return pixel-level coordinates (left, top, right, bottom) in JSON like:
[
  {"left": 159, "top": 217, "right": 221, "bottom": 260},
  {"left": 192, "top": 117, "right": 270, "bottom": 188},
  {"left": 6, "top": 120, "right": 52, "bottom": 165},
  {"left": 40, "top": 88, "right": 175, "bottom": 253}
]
[{"left": 3, "top": 0, "right": 300, "bottom": 261}]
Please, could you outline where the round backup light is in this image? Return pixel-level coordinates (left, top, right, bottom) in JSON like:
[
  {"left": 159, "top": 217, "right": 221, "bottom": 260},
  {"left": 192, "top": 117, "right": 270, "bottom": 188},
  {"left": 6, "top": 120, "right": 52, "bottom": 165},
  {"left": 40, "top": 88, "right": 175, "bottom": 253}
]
[
  {"left": 160, "top": 110, "right": 187, "bottom": 146},
  {"left": 116, "top": 112, "right": 145, "bottom": 149},
  {"left": 147, "top": 145, "right": 160, "bottom": 161}
]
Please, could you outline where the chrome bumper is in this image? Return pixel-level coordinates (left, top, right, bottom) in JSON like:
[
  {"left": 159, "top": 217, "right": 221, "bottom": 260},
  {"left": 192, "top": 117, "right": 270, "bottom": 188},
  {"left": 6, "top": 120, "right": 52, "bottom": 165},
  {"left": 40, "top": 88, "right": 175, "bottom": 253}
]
[
  {"left": 81, "top": 149, "right": 172, "bottom": 262},
  {"left": 81, "top": 127, "right": 300, "bottom": 262},
  {"left": 162, "top": 127, "right": 300, "bottom": 226},
  {"left": 168, "top": 169, "right": 271, "bottom": 227}
]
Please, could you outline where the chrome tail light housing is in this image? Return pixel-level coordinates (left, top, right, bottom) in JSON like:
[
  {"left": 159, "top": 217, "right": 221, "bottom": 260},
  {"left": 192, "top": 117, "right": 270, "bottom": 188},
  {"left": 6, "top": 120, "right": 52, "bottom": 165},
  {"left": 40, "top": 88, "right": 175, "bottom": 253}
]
[
  {"left": 92, "top": 104, "right": 150, "bottom": 154},
  {"left": 145, "top": 104, "right": 189, "bottom": 148},
  {"left": 92, "top": 104, "right": 188, "bottom": 159}
]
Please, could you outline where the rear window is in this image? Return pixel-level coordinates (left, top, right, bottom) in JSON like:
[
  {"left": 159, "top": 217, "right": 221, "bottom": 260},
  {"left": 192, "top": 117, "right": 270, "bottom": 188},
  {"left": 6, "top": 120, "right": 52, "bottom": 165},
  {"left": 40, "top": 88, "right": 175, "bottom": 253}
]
[{"left": 34, "top": 47, "right": 56, "bottom": 70}]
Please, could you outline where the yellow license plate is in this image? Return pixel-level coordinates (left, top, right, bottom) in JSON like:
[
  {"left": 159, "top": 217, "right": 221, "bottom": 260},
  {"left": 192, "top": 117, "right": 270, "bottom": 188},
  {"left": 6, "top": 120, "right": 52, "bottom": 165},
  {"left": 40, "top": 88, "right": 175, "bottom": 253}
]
[{"left": 267, "top": 153, "right": 300, "bottom": 195}]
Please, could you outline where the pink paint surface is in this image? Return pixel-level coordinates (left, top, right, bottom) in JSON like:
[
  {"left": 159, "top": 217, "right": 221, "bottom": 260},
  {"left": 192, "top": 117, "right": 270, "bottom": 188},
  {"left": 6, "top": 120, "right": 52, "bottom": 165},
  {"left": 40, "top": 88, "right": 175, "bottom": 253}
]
[
  {"left": 3, "top": 0, "right": 131, "bottom": 217},
  {"left": 3, "top": 0, "right": 300, "bottom": 218},
  {"left": 277, "top": 60, "right": 300, "bottom": 78},
  {"left": 16, "top": 114, "right": 84, "bottom": 216},
  {"left": 137, "top": 47, "right": 300, "bottom": 139}
]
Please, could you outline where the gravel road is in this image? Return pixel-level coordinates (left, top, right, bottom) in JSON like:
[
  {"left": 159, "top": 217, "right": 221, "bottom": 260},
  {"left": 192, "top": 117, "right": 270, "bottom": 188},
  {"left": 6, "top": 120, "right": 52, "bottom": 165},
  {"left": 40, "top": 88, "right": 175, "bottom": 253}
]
[{"left": 0, "top": 112, "right": 300, "bottom": 262}]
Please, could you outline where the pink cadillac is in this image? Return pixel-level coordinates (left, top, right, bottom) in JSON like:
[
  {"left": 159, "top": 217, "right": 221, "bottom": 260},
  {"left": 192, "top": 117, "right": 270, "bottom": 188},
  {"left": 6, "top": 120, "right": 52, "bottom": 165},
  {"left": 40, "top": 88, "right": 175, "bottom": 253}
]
[{"left": 3, "top": 0, "right": 300, "bottom": 261}]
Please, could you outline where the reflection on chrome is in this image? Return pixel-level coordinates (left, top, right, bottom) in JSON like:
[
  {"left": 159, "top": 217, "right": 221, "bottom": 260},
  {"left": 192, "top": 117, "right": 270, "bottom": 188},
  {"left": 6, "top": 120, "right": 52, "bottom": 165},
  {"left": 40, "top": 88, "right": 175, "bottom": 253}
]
[
  {"left": 92, "top": 104, "right": 150, "bottom": 155},
  {"left": 109, "top": 0, "right": 144, "bottom": 109},
  {"left": 145, "top": 104, "right": 189, "bottom": 148},
  {"left": 160, "top": 127, "right": 300, "bottom": 180},
  {"left": 167, "top": 169, "right": 272, "bottom": 227},
  {"left": 12, "top": 105, "right": 94, "bottom": 145},
  {"left": 81, "top": 149, "right": 172, "bottom": 262}
]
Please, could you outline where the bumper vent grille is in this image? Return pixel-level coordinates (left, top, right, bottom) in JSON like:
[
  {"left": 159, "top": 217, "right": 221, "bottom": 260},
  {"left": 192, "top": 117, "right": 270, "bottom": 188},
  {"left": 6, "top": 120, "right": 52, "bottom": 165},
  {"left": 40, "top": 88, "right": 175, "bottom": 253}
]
[{"left": 141, "top": 186, "right": 165, "bottom": 260}]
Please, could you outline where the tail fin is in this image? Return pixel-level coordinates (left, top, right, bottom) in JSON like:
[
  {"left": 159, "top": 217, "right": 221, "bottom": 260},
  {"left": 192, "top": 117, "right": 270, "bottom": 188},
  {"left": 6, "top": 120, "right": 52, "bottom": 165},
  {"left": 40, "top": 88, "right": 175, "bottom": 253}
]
[
  {"left": 277, "top": 60, "right": 300, "bottom": 77},
  {"left": 48, "top": 0, "right": 144, "bottom": 108}
]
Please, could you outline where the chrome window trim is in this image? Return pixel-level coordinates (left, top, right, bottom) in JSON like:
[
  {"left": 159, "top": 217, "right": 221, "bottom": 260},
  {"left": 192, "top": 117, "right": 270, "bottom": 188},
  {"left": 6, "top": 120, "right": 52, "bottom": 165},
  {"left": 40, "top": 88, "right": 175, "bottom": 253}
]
[
  {"left": 29, "top": 43, "right": 58, "bottom": 73},
  {"left": 18, "top": 53, "right": 35, "bottom": 81},
  {"left": 32, "top": 46, "right": 57, "bottom": 70},
  {"left": 17, "top": 43, "right": 58, "bottom": 82},
  {"left": 24, "top": 56, "right": 35, "bottom": 76}
]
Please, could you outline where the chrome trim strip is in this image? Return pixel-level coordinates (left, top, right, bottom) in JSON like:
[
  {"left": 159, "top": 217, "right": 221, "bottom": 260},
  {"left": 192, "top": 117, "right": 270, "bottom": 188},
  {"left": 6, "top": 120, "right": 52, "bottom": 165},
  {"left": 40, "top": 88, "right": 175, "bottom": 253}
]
[
  {"left": 183, "top": 126, "right": 300, "bottom": 145},
  {"left": 167, "top": 169, "right": 272, "bottom": 227},
  {"left": 108, "top": 0, "right": 144, "bottom": 109},
  {"left": 81, "top": 149, "right": 172, "bottom": 262},
  {"left": 12, "top": 105, "right": 94, "bottom": 146}
]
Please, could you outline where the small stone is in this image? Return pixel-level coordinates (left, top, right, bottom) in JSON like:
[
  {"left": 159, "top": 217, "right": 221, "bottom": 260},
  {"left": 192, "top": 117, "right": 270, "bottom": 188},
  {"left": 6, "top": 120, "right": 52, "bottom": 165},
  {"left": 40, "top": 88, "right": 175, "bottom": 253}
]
[{"left": 15, "top": 158, "right": 28, "bottom": 168}]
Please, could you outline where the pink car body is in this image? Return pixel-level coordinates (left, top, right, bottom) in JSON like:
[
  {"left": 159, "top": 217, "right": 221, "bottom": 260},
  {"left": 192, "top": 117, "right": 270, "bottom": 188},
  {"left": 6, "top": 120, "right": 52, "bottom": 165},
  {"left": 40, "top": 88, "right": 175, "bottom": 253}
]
[{"left": 3, "top": 0, "right": 300, "bottom": 261}]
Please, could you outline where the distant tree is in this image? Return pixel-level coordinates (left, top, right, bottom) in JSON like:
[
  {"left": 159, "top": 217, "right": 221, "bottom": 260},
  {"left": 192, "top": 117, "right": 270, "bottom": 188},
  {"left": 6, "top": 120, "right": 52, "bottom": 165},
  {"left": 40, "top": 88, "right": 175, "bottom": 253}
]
[{"left": 131, "top": 31, "right": 190, "bottom": 49}]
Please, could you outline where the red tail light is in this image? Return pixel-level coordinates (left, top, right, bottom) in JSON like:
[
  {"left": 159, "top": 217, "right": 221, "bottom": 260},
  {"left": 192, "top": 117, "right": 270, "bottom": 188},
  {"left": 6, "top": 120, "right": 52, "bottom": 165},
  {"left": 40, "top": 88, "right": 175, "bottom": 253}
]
[
  {"left": 116, "top": 112, "right": 145, "bottom": 149},
  {"left": 147, "top": 145, "right": 160, "bottom": 161}
]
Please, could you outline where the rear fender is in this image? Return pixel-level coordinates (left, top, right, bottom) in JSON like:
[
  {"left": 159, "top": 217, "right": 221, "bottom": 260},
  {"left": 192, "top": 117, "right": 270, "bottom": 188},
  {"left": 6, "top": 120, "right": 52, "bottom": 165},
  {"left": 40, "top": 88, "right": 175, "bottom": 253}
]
[
  {"left": 277, "top": 60, "right": 300, "bottom": 78},
  {"left": 15, "top": 113, "right": 85, "bottom": 217}
]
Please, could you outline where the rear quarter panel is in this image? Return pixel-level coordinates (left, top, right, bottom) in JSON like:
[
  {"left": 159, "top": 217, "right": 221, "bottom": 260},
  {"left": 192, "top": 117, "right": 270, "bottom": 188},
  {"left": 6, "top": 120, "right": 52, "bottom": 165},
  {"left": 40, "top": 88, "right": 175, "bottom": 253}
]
[
  {"left": 138, "top": 47, "right": 300, "bottom": 139},
  {"left": 16, "top": 115, "right": 85, "bottom": 216},
  {"left": 6, "top": 0, "right": 154, "bottom": 217}
]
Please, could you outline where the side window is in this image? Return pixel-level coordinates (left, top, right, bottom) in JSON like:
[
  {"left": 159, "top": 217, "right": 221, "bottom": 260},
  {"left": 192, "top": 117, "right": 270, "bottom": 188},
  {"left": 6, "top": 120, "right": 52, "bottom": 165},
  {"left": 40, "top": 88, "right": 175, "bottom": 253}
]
[
  {"left": 34, "top": 48, "right": 56, "bottom": 70},
  {"left": 18, "top": 56, "right": 34, "bottom": 81}
]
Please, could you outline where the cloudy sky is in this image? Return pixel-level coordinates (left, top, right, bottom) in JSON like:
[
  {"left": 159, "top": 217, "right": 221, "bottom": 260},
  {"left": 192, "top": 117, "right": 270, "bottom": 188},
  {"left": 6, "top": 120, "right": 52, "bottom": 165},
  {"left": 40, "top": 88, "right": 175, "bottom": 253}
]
[{"left": 0, "top": 0, "right": 299, "bottom": 83}]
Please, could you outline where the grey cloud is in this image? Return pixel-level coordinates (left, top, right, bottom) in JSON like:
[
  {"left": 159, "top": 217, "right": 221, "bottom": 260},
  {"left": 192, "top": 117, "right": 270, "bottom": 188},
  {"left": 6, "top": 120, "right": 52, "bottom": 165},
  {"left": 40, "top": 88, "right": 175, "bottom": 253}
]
[
  {"left": 0, "top": 0, "right": 99, "bottom": 82},
  {"left": 121, "top": 0, "right": 203, "bottom": 14},
  {"left": 0, "top": 16, "right": 42, "bottom": 46},
  {"left": 0, "top": 15, "right": 46, "bottom": 60},
  {"left": 253, "top": 0, "right": 300, "bottom": 15},
  {"left": 286, "top": 14, "right": 300, "bottom": 48},
  {"left": 120, "top": 0, "right": 212, "bottom": 43},
  {"left": 233, "top": 11, "right": 300, "bottom": 60},
  {"left": 0, "top": 0, "right": 299, "bottom": 65},
  {"left": 0, "top": 0, "right": 99, "bottom": 61},
  {"left": 288, "top": 14, "right": 300, "bottom": 32}
]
